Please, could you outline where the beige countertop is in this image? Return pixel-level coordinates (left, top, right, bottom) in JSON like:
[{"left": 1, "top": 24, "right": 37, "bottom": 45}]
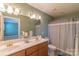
[{"left": 0, "top": 38, "right": 48, "bottom": 56}]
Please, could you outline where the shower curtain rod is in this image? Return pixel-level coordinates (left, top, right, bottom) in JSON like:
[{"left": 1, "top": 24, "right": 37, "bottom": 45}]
[{"left": 49, "top": 21, "right": 79, "bottom": 26}]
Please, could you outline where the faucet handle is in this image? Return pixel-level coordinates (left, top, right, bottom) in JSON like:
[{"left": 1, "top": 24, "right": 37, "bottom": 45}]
[{"left": 6, "top": 40, "right": 13, "bottom": 47}]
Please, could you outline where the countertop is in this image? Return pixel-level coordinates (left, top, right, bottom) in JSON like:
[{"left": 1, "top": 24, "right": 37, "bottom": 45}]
[{"left": 0, "top": 38, "right": 48, "bottom": 56}]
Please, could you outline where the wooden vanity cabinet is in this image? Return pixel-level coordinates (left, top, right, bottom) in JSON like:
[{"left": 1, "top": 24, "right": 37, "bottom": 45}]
[
  {"left": 26, "top": 44, "right": 39, "bottom": 56},
  {"left": 10, "top": 42, "right": 48, "bottom": 56},
  {"left": 25, "top": 42, "right": 48, "bottom": 56},
  {"left": 10, "top": 50, "right": 26, "bottom": 56},
  {"left": 39, "top": 42, "right": 48, "bottom": 56}
]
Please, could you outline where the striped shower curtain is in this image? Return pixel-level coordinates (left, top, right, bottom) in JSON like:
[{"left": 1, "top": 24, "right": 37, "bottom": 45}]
[{"left": 48, "top": 18, "right": 79, "bottom": 56}]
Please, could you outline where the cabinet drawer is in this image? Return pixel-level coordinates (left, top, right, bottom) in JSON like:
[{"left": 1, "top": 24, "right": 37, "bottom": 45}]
[
  {"left": 10, "top": 50, "right": 25, "bottom": 56},
  {"left": 26, "top": 45, "right": 39, "bottom": 55},
  {"left": 39, "top": 42, "right": 48, "bottom": 49}
]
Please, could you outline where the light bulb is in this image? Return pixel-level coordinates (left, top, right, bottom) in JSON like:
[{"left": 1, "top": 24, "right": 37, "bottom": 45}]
[
  {"left": 27, "top": 12, "right": 31, "bottom": 17},
  {"left": 36, "top": 15, "right": 39, "bottom": 20},
  {"left": 36, "top": 15, "right": 42, "bottom": 20},
  {"left": 7, "top": 6, "right": 13, "bottom": 14},
  {"left": 38, "top": 16, "right": 41, "bottom": 19},
  {"left": 0, "top": 3, "right": 6, "bottom": 12},
  {"left": 30, "top": 14, "right": 36, "bottom": 19},
  {"left": 14, "top": 8, "right": 20, "bottom": 15}
]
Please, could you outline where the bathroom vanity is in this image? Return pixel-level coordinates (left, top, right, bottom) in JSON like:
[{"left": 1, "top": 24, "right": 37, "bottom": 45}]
[
  {"left": 10, "top": 41, "right": 48, "bottom": 56},
  {"left": 0, "top": 13, "right": 48, "bottom": 56},
  {"left": 0, "top": 38, "right": 48, "bottom": 56}
]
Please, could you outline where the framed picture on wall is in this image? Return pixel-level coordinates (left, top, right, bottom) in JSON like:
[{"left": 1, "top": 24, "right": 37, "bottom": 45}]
[{"left": 3, "top": 16, "right": 20, "bottom": 40}]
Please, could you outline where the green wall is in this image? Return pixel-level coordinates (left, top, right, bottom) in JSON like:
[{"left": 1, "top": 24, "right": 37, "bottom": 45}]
[{"left": 20, "top": 15, "right": 36, "bottom": 35}]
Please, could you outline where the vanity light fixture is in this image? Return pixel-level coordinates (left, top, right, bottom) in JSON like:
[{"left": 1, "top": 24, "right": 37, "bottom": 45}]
[
  {"left": 7, "top": 6, "right": 14, "bottom": 14},
  {"left": 0, "top": 4, "right": 41, "bottom": 18},
  {"left": 0, "top": 4, "right": 20, "bottom": 15},
  {"left": 0, "top": 3, "right": 41, "bottom": 18},
  {"left": 0, "top": 3, "right": 6, "bottom": 12}
]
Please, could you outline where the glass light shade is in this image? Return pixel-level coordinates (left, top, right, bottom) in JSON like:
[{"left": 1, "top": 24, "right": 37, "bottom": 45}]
[
  {"left": 7, "top": 6, "right": 14, "bottom": 14},
  {"left": 0, "top": 3, "right": 6, "bottom": 12},
  {"left": 30, "top": 14, "right": 36, "bottom": 19},
  {"left": 14, "top": 8, "right": 20, "bottom": 15},
  {"left": 35, "top": 15, "right": 42, "bottom": 20},
  {"left": 27, "top": 12, "right": 33, "bottom": 18},
  {"left": 38, "top": 16, "right": 41, "bottom": 19},
  {"left": 36, "top": 15, "right": 39, "bottom": 20}
]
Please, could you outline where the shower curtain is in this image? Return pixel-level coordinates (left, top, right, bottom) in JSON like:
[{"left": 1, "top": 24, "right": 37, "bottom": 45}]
[
  {"left": 48, "top": 19, "right": 79, "bottom": 56},
  {"left": 75, "top": 21, "right": 79, "bottom": 55}
]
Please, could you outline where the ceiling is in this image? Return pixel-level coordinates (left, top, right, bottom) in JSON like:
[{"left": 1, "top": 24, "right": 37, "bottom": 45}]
[{"left": 28, "top": 3, "right": 79, "bottom": 17}]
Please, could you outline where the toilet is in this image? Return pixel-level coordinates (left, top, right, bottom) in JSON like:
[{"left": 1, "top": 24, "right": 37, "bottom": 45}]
[{"left": 48, "top": 44, "right": 56, "bottom": 56}]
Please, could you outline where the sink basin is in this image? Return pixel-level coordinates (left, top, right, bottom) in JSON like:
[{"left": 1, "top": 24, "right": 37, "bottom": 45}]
[
  {"left": 0, "top": 45, "right": 7, "bottom": 51},
  {"left": 0, "top": 39, "right": 39, "bottom": 52},
  {"left": 0, "top": 41, "right": 25, "bottom": 51},
  {"left": 14, "top": 41, "right": 25, "bottom": 46},
  {"left": 24, "top": 38, "right": 38, "bottom": 43},
  {"left": 0, "top": 44, "right": 20, "bottom": 51},
  {"left": 28, "top": 39, "right": 37, "bottom": 42}
]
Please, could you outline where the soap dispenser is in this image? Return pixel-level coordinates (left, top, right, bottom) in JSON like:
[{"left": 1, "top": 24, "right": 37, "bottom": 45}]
[{"left": 29, "top": 31, "right": 33, "bottom": 40}]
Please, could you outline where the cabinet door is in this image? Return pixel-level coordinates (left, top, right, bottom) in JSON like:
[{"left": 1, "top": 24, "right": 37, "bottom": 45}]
[
  {"left": 10, "top": 50, "right": 25, "bottom": 56},
  {"left": 39, "top": 46, "right": 48, "bottom": 56},
  {"left": 26, "top": 45, "right": 39, "bottom": 56},
  {"left": 39, "top": 42, "right": 48, "bottom": 56}
]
